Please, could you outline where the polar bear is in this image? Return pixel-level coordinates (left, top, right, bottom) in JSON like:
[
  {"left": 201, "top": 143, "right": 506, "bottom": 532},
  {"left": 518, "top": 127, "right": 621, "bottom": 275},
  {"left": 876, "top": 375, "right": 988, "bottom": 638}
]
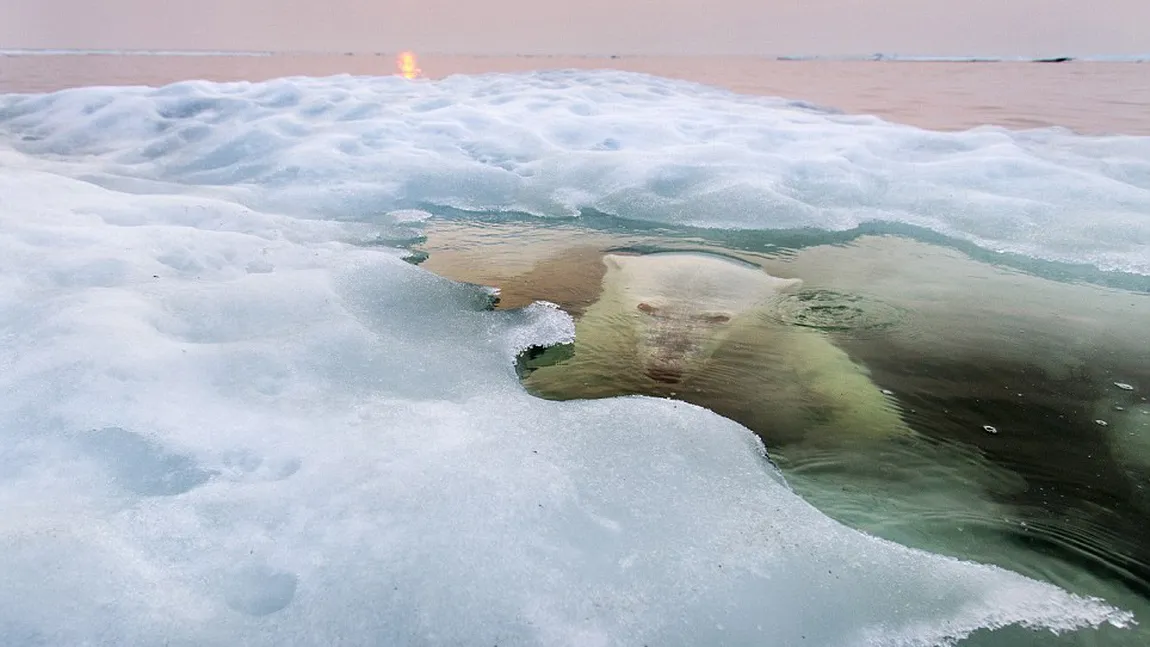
[{"left": 522, "top": 251, "right": 911, "bottom": 446}]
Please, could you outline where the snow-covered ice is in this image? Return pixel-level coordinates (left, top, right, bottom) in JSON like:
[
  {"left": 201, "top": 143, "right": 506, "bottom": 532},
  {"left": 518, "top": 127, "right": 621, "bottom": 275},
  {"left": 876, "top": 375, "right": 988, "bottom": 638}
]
[{"left": 1, "top": 70, "right": 1147, "bottom": 275}]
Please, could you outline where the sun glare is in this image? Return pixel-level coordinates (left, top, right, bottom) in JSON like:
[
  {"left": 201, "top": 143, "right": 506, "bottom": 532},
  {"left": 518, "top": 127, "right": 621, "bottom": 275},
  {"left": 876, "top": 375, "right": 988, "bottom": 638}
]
[{"left": 397, "top": 51, "right": 421, "bottom": 79}]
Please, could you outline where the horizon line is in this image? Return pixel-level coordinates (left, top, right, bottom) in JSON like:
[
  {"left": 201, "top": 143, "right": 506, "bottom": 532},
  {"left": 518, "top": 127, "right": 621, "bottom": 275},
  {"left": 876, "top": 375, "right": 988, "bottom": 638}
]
[{"left": 1, "top": 47, "right": 1148, "bottom": 61}]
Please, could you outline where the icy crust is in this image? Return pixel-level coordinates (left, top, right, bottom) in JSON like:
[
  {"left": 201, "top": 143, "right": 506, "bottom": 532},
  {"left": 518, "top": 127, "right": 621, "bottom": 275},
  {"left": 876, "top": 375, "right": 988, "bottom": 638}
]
[
  {"left": 0, "top": 167, "right": 1134, "bottom": 645},
  {"left": 1, "top": 69, "right": 1148, "bottom": 275}
]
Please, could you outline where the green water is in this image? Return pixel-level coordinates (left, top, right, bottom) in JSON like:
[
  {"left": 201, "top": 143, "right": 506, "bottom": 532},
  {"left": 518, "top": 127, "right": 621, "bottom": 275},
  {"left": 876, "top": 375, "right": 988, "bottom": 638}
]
[{"left": 412, "top": 214, "right": 1150, "bottom": 646}]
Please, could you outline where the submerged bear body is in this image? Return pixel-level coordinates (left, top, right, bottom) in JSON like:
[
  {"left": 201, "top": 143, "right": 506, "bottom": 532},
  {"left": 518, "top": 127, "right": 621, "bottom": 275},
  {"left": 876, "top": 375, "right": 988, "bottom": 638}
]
[{"left": 524, "top": 251, "right": 910, "bottom": 447}]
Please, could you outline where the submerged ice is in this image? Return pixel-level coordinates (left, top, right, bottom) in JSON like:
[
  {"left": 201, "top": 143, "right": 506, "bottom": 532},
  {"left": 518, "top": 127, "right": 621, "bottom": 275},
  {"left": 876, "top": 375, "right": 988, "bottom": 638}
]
[
  {"left": 0, "top": 70, "right": 1148, "bottom": 275},
  {"left": 0, "top": 70, "right": 1143, "bottom": 645}
]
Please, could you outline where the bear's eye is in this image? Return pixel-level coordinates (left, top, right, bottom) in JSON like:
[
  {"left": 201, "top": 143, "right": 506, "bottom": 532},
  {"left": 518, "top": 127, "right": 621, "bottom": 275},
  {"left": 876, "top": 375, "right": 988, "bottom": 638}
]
[
  {"left": 637, "top": 302, "right": 658, "bottom": 315},
  {"left": 700, "top": 313, "right": 730, "bottom": 324}
]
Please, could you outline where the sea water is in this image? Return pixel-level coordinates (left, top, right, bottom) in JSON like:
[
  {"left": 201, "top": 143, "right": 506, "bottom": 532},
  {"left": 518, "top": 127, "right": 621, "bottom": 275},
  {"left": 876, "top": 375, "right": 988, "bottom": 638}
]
[
  {"left": 1, "top": 61, "right": 1148, "bottom": 645},
  {"left": 417, "top": 215, "right": 1150, "bottom": 646}
]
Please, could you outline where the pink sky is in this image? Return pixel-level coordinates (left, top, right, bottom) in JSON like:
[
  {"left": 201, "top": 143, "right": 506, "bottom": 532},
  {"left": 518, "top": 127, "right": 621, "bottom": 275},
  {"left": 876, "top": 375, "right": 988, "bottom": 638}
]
[{"left": 2, "top": 0, "right": 1148, "bottom": 55}]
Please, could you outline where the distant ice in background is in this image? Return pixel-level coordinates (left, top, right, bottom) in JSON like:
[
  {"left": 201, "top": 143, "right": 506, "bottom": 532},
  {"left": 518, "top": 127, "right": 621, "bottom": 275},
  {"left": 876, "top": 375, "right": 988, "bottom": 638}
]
[
  {"left": 0, "top": 48, "right": 275, "bottom": 57},
  {"left": 1, "top": 70, "right": 1146, "bottom": 277},
  {"left": 0, "top": 69, "right": 1145, "bottom": 644},
  {"left": 1, "top": 49, "right": 1147, "bottom": 62}
]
